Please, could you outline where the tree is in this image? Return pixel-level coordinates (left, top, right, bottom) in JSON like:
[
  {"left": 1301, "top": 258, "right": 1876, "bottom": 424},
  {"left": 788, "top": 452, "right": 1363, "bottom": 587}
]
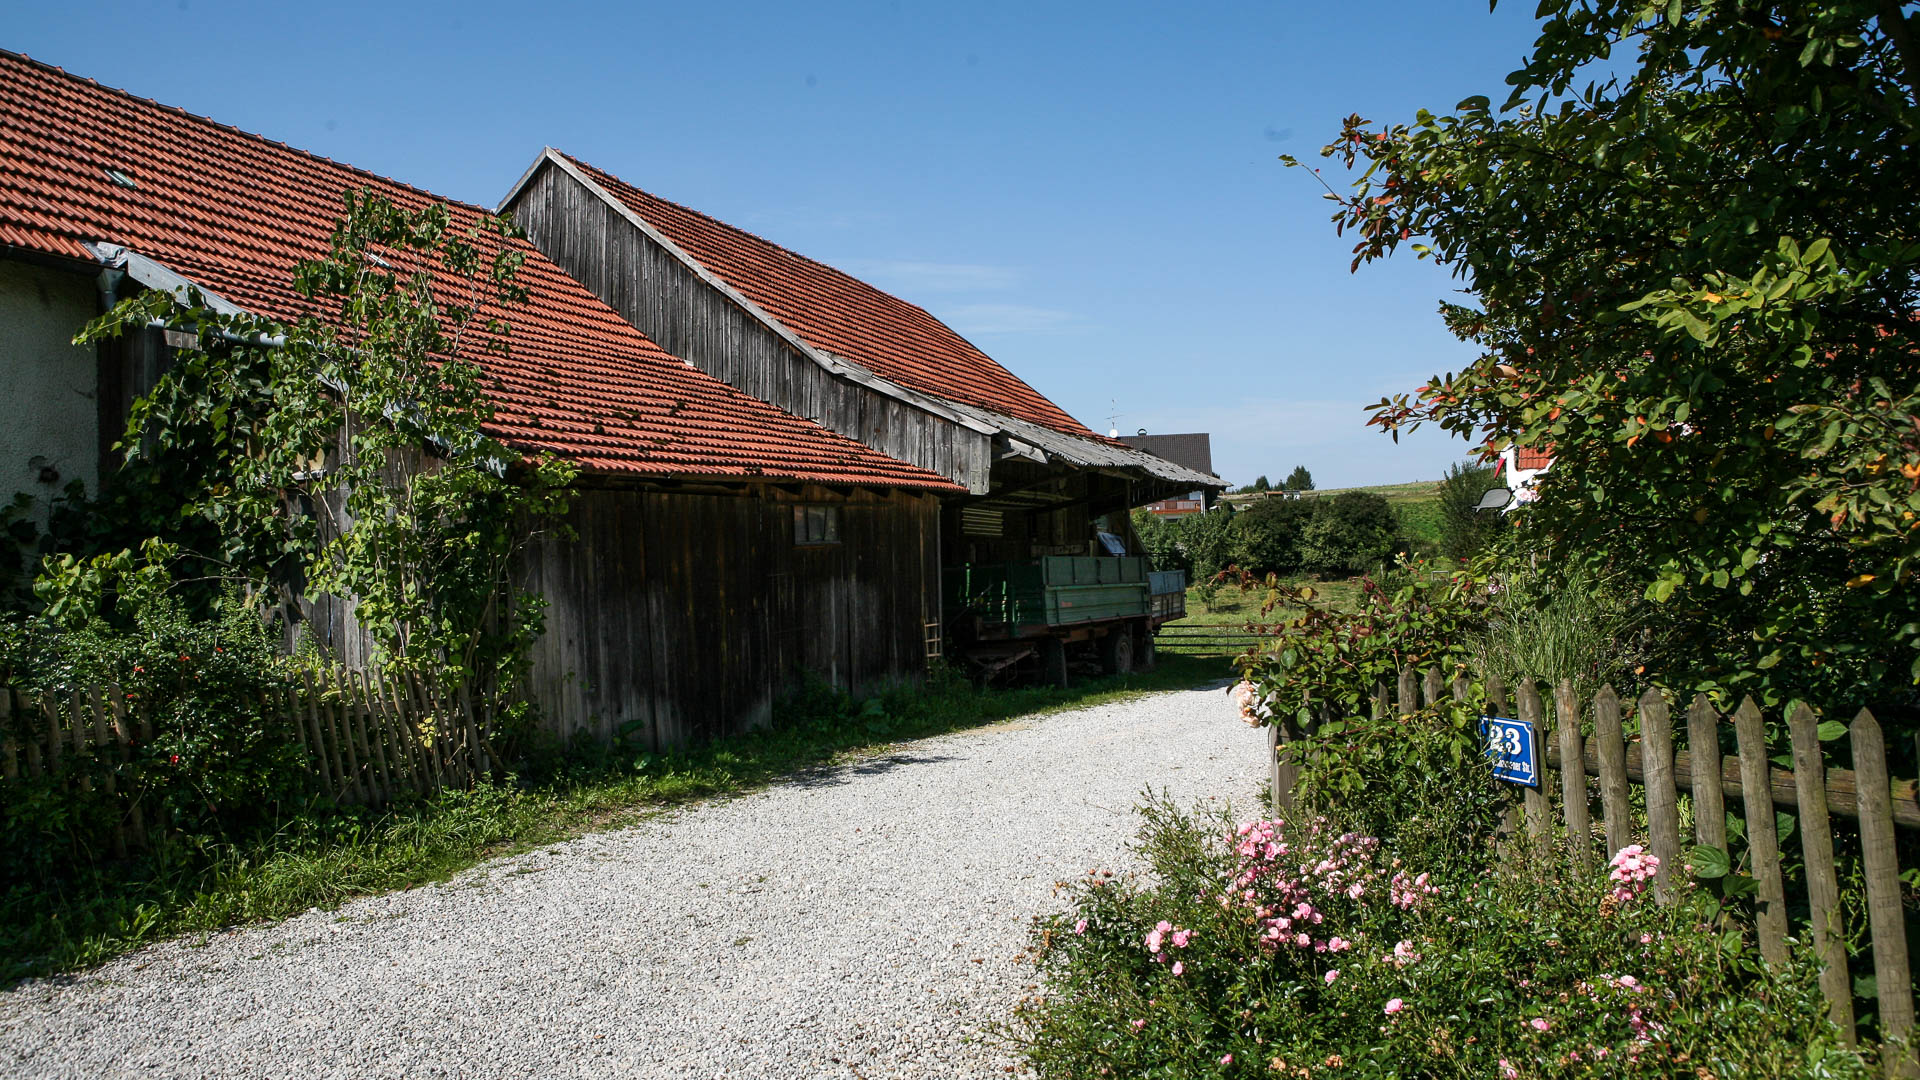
[
  {"left": 1296, "top": 2, "right": 1920, "bottom": 705},
  {"left": 1232, "top": 497, "right": 1316, "bottom": 575},
  {"left": 1283, "top": 465, "right": 1315, "bottom": 492},
  {"left": 1436, "top": 460, "right": 1501, "bottom": 562},
  {"left": 1299, "top": 491, "right": 1398, "bottom": 576},
  {"left": 1179, "top": 507, "right": 1240, "bottom": 583}
]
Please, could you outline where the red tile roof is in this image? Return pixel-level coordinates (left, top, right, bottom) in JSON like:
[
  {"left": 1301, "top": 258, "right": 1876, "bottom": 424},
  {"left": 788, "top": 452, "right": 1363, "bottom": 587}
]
[
  {"left": 1515, "top": 447, "right": 1553, "bottom": 470},
  {"left": 0, "top": 51, "right": 960, "bottom": 493},
  {"left": 553, "top": 153, "right": 1108, "bottom": 442}
]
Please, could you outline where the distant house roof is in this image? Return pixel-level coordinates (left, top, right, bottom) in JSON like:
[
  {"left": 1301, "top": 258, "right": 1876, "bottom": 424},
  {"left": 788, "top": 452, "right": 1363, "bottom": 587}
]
[
  {"left": 0, "top": 51, "right": 960, "bottom": 493},
  {"left": 1118, "top": 433, "right": 1215, "bottom": 477},
  {"left": 533, "top": 151, "right": 1107, "bottom": 443}
]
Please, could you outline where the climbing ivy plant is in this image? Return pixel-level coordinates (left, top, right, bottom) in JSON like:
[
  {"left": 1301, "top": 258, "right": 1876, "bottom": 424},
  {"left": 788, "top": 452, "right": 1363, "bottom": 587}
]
[{"left": 66, "top": 190, "right": 575, "bottom": 699}]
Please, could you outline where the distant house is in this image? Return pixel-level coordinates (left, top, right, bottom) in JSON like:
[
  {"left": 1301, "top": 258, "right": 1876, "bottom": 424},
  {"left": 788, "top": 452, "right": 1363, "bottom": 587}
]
[
  {"left": 1497, "top": 445, "right": 1553, "bottom": 506},
  {"left": 1118, "top": 432, "right": 1219, "bottom": 518}
]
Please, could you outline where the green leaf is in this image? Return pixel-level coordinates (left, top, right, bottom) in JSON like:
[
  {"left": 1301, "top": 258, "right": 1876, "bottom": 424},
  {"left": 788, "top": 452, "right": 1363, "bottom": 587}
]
[
  {"left": 1817, "top": 720, "right": 1846, "bottom": 741},
  {"left": 1690, "top": 844, "right": 1731, "bottom": 879}
]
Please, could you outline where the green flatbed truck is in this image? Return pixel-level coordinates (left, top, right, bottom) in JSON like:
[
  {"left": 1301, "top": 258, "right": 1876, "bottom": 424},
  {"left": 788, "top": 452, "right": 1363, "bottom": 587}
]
[{"left": 943, "top": 556, "right": 1187, "bottom": 686}]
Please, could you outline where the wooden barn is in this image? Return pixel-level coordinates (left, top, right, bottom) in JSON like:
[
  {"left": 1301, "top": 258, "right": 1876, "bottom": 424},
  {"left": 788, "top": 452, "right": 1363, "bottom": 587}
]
[
  {"left": 497, "top": 149, "right": 1220, "bottom": 591},
  {"left": 0, "top": 52, "right": 964, "bottom": 748}
]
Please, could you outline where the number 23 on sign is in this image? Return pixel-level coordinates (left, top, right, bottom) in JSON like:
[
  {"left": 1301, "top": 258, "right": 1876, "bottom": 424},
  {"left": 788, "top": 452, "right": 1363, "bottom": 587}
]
[{"left": 1478, "top": 715, "right": 1540, "bottom": 787}]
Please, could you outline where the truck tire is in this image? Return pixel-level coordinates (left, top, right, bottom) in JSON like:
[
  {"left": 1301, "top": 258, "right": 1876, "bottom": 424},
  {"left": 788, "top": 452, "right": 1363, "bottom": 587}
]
[
  {"left": 1041, "top": 636, "right": 1070, "bottom": 689},
  {"left": 1100, "top": 626, "right": 1134, "bottom": 675}
]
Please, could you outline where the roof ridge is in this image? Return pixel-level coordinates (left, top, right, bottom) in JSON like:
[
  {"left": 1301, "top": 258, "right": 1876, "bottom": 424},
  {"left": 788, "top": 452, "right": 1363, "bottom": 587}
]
[
  {"left": 553, "top": 148, "right": 975, "bottom": 336},
  {"left": 0, "top": 48, "right": 492, "bottom": 218}
]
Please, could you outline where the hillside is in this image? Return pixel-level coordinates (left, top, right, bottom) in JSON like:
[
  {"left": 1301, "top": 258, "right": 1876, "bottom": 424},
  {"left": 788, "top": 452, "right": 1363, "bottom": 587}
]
[{"left": 1286, "top": 479, "right": 1446, "bottom": 550}]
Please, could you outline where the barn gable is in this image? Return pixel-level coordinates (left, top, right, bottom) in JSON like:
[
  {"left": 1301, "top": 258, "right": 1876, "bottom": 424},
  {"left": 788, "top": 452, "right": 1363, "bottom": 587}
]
[{"left": 499, "top": 148, "right": 1218, "bottom": 503}]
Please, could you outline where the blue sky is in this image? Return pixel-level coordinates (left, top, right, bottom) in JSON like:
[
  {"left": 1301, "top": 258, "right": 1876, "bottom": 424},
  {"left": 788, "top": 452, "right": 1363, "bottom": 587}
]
[{"left": 9, "top": 1, "right": 1545, "bottom": 488}]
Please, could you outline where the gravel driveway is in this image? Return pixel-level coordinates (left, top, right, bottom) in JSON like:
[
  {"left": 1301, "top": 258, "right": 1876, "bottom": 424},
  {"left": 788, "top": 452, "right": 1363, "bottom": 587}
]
[{"left": 2, "top": 683, "right": 1262, "bottom": 1079}]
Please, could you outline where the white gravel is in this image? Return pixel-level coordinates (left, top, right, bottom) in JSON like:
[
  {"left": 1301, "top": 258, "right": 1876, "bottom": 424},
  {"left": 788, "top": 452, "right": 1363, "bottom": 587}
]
[{"left": 1, "top": 683, "right": 1262, "bottom": 1079}]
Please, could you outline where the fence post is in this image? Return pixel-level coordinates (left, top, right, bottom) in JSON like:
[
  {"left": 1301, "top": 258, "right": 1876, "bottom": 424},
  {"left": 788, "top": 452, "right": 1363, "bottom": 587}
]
[
  {"left": 1422, "top": 668, "right": 1444, "bottom": 709},
  {"left": 1636, "top": 688, "right": 1682, "bottom": 904},
  {"left": 1853, "top": 707, "right": 1915, "bottom": 1074},
  {"left": 1372, "top": 680, "right": 1391, "bottom": 721},
  {"left": 1556, "top": 680, "right": 1593, "bottom": 874},
  {"left": 1732, "top": 697, "right": 1788, "bottom": 964},
  {"left": 1485, "top": 674, "right": 1508, "bottom": 718},
  {"left": 1688, "top": 695, "right": 1727, "bottom": 850},
  {"left": 1269, "top": 721, "right": 1297, "bottom": 816},
  {"left": 1518, "top": 679, "right": 1551, "bottom": 858},
  {"left": 1786, "top": 701, "right": 1855, "bottom": 1043},
  {"left": 1592, "top": 685, "right": 1631, "bottom": 860},
  {"left": 1396, "top": 668, "right": 1418, "bottom": 717},
  {"left": 300, "top": 670, "right": 336, "bottom": 800},
  {"left": 1, "top": 688, "right": 16, "bottom": 781}
]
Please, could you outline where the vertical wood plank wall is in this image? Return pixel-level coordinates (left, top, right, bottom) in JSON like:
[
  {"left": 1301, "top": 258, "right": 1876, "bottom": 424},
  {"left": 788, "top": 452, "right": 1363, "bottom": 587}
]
[
  {"left": 508, "top": 163, "right": 993, "bottom": 494},
  {"left": 521, "top": 483, "right": 941, "bottom": 749}
]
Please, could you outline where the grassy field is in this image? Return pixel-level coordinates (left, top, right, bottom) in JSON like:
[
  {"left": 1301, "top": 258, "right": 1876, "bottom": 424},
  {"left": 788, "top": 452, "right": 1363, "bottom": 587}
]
[
  {"left": 1297, "top": 479, "right": 1446, "bottom": 550},
  {"left": 3, "top": 655, "right": 1233, "bottom": 982}
]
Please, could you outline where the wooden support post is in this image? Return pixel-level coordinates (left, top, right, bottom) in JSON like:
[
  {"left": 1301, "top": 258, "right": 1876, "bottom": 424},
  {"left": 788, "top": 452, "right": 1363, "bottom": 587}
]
[
  {"left": 1483, "top": 673, "right": 1519, "bottom": 835},
  {"left": 1592, "top": 685, "right": 1631, "bottom": 860},
  {"left": 1518, "top": 680, "right": 1551, "bottom": 857},
  {"left": 1487, "top": 674, "right": 1509, "bottom": 716},
  {"left": 1732, "top": 697, "right": 1788, "bottom": 965},
  {"left": 300, "top": 670, "right": 336, "bottom": 799},
  {"left": 43, "top": 692, "right": 60, "bottom": 775},
  {"left": 1786, "top": 701, "right": 1854, "bottom": 1042},
  {"left": 89, "top": 685, "right": 126, "bottom": 859},
  {"left": 109, "top": 683, "right": 146, "bottom": 849},
  {"left": 330, "top": 667, "right": 366, "bottom": 804},
  {"left": 1688, "top": 694, "right": 1726, "bottom": 850},
  {"left": 1637, "top": 688, "right": 1682, "bottom": 904},
  {"left": 353, "top": 669, "right": 397, "bottom": 806},
  {"left": 2, "top": 687, "right": 17, "bottom": 781},
  {"left": 458, "top": 680, "right": 489, "bottom": 779},
  {"left": 67, "top": 690, "right": 92, "bottom": 794},
  {"left": 1853, "top": 708, "right": 1915, "bottom": 1074},
  {"left": 1556, "top": 679, "right": 1592, "bottom": 873}
]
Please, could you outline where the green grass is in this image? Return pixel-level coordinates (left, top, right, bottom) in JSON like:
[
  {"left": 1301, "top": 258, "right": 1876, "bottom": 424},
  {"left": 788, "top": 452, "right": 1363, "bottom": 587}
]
[{"left": 1, "top": 654, "right": 1232, "bottom": 982}]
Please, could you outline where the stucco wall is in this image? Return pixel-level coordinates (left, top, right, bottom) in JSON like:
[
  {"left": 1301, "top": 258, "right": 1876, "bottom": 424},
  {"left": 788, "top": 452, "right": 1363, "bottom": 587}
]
[{"left": 0, "top": 259, "right": 97, "bottom": 516}]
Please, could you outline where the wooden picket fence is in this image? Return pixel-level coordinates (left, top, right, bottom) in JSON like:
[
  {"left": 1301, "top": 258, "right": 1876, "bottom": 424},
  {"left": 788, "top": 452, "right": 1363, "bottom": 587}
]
[
  {"left": 1, "top": 666, "right": 494, "bottom": 854},
  {"left": 1268, "top": 668, "right": 1919, "bottom": 1066}
]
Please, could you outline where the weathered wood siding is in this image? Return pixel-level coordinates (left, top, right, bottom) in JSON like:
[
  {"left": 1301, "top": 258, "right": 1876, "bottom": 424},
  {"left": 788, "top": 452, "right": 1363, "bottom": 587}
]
[
  {"left": 507, "top": 162, "right": 992, "bottom": 493},
  {"left": 521, "top": 483, "right": 940, "bottom": 749}
]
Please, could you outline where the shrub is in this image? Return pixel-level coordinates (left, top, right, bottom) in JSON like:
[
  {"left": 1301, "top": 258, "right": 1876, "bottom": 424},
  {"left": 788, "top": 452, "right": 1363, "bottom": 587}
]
[
  {"left": 1231, "top": 499, "right": 1314, "bottom": 577},
  {"left": 1436, "top": 460, "right": 1501, "bottom": 562},
  {"left": 1022, "top": 782, "right": 1865, "bottom": 1078},
  {"left": 1133, "top": 508, "right": 1192, "bottom": 577},
  {"left": 1181, "top": 508, "right": 1241, "bottom": 583},
  {"left": 1300, "top": 492, "right": 1398, "bottom": 576},
  {"left": 0, "top": 584, "right": 312, "bottom": 889}
]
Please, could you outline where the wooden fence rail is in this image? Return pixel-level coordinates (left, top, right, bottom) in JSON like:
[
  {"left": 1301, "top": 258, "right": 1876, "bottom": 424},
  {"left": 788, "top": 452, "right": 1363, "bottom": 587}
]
[
  {"left": 1268, "top": 670, "right": 1918, "bottom": 1069},
  {"left": 1, "top": 668, "right": 491, "bottom": 854}
]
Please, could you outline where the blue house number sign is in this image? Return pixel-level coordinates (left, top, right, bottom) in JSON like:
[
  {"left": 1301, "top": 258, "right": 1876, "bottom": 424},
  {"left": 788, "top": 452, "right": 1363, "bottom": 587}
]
[{"left": 1479, "top": 715, "right": 1540, "bottom": 787}]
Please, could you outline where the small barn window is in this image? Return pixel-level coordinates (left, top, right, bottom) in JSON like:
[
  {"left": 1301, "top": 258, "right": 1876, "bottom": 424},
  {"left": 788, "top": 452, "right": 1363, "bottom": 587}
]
[{"left": 793, "top": 504, "right": 841, "bottom": 545}]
